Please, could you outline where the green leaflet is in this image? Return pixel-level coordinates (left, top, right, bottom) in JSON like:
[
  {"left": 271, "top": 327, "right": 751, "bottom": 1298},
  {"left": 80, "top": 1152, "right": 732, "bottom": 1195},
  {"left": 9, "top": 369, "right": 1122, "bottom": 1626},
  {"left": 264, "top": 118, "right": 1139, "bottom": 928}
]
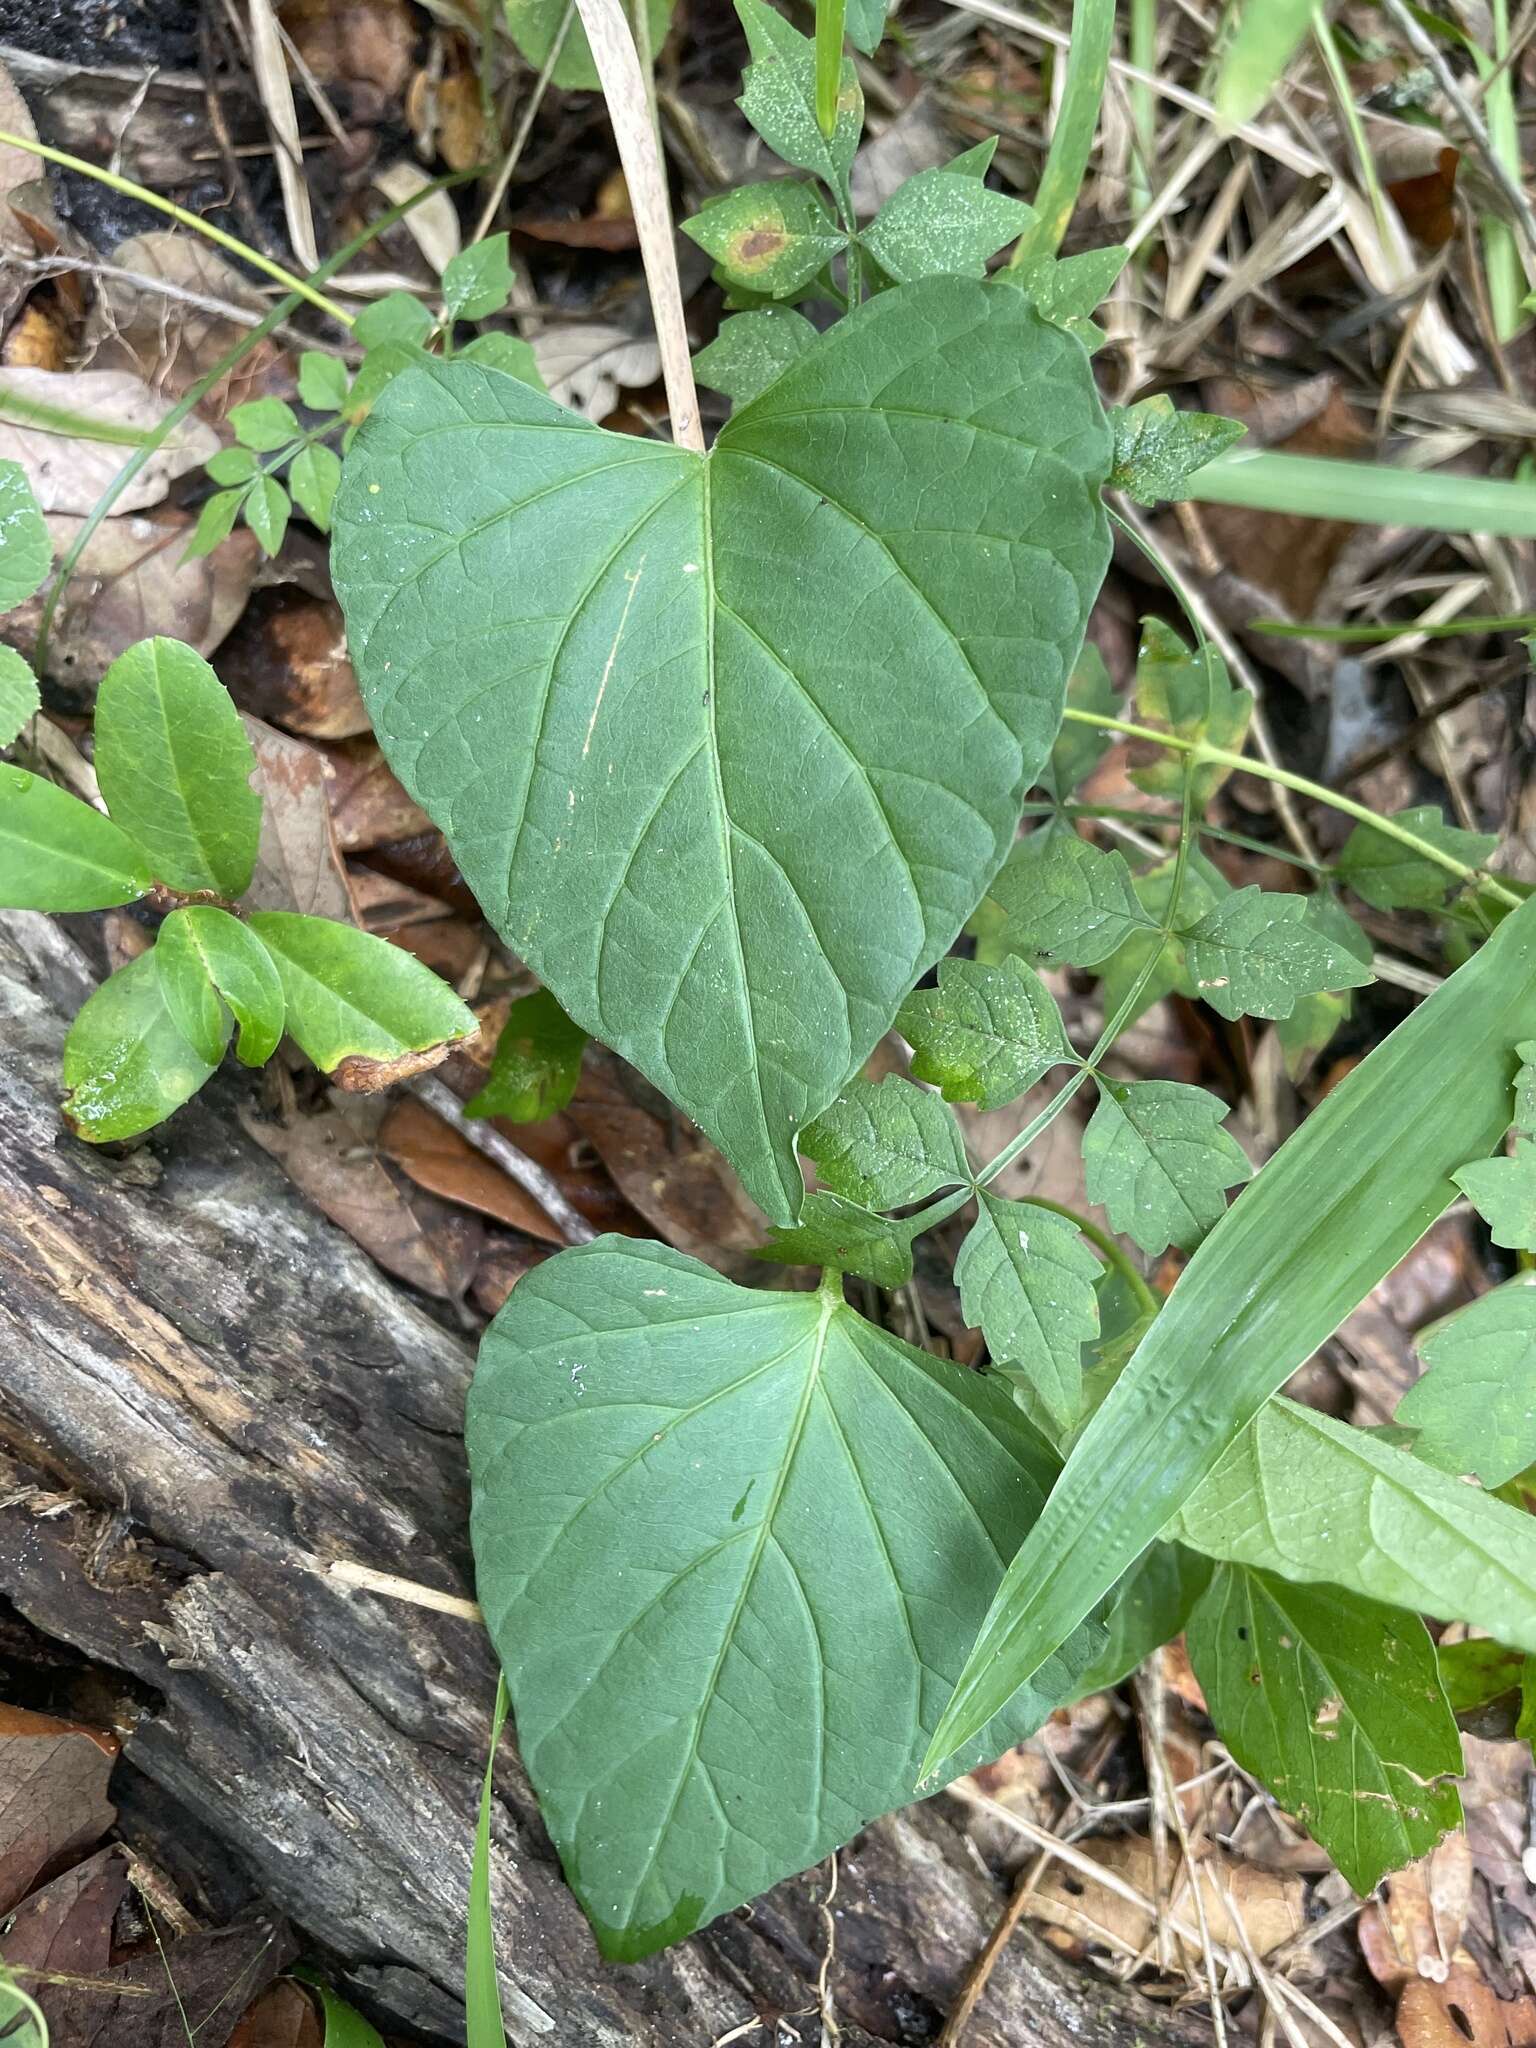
[
  {"left": 442, "top": 235, "right": 515, "bottom": 325},
  {"left": 800, "top": 1072, "right": 968, "bottom": 1208},
  {"left": 0, "top": 646, "right": 39, "bottom": 745},
  {"left": 1174, "top": 1397, "right": 1536, "bottom": 1656},
  {"left": 897, "top": 955, "right": 1073, "bottom": 1110},
  {"left": 502, "top": 0, "right": 677, "bottom": 93},
  {"left": 860, "top": 143, "right": 1035, "bottom": 284},
  {"left": 991, "top": 832, "right": 1155, "bottom": 968},
  {"left": 0, "top": 457, "right": 50, "bottom": 610},
  {"left": 1398, "top": 1276, "right": 1536, "bottom": 1485},
  {"left": 1097, "top": 847, "right": 1230, "bottom": 1026},
  {"left": 467, "top": 1238, "right": 1100, "bottom": 1961},
  {"left": 248, "top": 912, "right": 477, "bottom": 1075},
  {"left": 1082, "top": 1079, "right": 1252, "bottom": 1257},
  {"left": 93, "top": 637, "right": 262, "bottom": 897},
  {"left": 63, "top": 949, "right": 226, "bottom": 1141},
  {"left": 682, "top": 182, "right": 847, "bottom": 300},
  {"left": 956, "top": 1195, "right": 1100, "bottom": 1433},
  {"left": 155, "top": 906, "right": 286, "bottom": 1068},
  {"left": 844, "top": 0, "right": 887, "bottom": 51},
  {"left": 926, "top": 890, "right": 1536, "bottom": 1776},
  {"left": 466, "top": 988, "right": 588, "bottom": 1122},
  {"left": 1179, "top": 886, "right": 1375, "bottom": 1023},
  {"left": 1012, "top": 246, "right": 1128, "bottom": 345},
  {"left": 735, "top": 0, "right": 862, "bottom": 201},
  {"left": 1108, "top": 397, "right": 1246, "bottom": 507},
  {"left": 693, "top": 309, "right": 820, "bottom": 406},
  {"left": 1454, "top": 1152, "right": 1536, "bottom": 1252},
  {"left": 1337, "top": 805, "right": 1498, "bottom": 912},
  {"left": 0, "top": 767, "right": 153, "bottom": 911},
  {"left": 230, "top": 396, "right": 299, "bottom": 450},
  {"left": 306, "top": 1978, "right": 389, "bottom": 2047},
  {"left": 290, "top": 444, "right": 342, "bottom": 535},
  {"left": 1129, "top": 619, "right": 1251, "bottom": 803},
  {"left": 1274, "top": 896, "right": 1373, "bottom": 1075},
  {"left": 1185, "top": 1566, "right": 1462, "bottom": 1896},
  {"left": 331, "top": 280, "right": 1111, "bottom": 1222},
  {"left": 755, "top": 1189, "right": 921, "bottom": 1285}
]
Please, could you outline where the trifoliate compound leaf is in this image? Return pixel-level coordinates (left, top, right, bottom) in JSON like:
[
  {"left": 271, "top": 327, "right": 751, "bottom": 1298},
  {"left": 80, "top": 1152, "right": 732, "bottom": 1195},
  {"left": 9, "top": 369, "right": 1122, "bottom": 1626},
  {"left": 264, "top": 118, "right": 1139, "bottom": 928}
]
[
  {"left": 1129, "top": 618, "right": 1251, "bottom": 802},
  {"left": 465, "top": 987, "right": 587, "bottom": 1122},
  {"left": 1336, "top": 805, "right": 1498, "bottom": 911},
  {"left": 331, "top": 279, "right": 1111, "bottom": 1222},
  {"left": 0, "top": 459, "right": 50, "bottom": 611},
  {"left": 1174, "top": 1396, "right": 1536, "bottom": 1656},
  {"left": 247, "top": 912, "right": 477, "bottom": 1076},
  {"left": 898, "top": 955, "right": 1074, "bottom": 1111},
  {"left": 1108, "top": 396, "right": 1246, "bottom": 507},
  {"left": 1399, "top": 1276, "right": 1536, "bottom": 1485},
  {"left": 1097, "top": 847, "right": 1231, "bottom": 1028},
  {"left": 62, "top": 949, "right": 225, "bottom": 1142},
  {"left": 1042, "top": 641, "right": 1116, "bottom": 799},
  {"left": 800, "top": 1072, "right": 968, "bottom": 1209},
  {"left": 156, "top": 905, "right": 285, "bottom": 1068},
  {"left": 693, "top": 308, "right": 820, "bottom": 405},
  {"left": 442, "top": 234, "right": 515, "bottom": 324},
  {"left": 1180, "top": 885, "right": 1375, "bottom": 1022},
  {"left": 1186, "top": 1566, "right": 1462, "bottom": 1896},
  {"left": 0, "top": 767, "right": 154, "bottom": 911},
  {"left": 94, "top": 637, "right": 262, "bottom": 898},
  {"left": 502, "top": 0, "right": 676, "bottom": 92},
  {"left": 735, "top": 0, "right": 862, "bottom": 199},
  {"left": 860, "top": 152, "right": 1035, "bottom": 284},
  {"left": 1082, "top": 1078, "right": 1252, "bottom": 1256},
  {"left": 956, "top": 1194, "right": 1100, "bottom": 1433},
  {"left": 0, "top": 646, "right": 40, "bottom": 746},
  {"left": 991, "top": 832, "right": 1155, "bottom": 969},
  {"left": 755, "top": 1189, "right": 921, "bottom": 1285},
  {"left": 467, "top": 1237, "right": 1101, "bottom": 1960},
  {"left": 683, "top": 182, "right": 847, "bottom": 300}
]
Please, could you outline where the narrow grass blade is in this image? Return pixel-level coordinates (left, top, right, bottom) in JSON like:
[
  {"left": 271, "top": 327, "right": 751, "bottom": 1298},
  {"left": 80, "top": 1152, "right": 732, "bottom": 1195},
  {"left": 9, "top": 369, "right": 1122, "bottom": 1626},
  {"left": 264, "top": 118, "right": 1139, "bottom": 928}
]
[
  {"left": 466, "top": 1675, "right": 510, "bottom": 2048},
  {"left": 924, "top": 892, "right": 1536, "bottom": 1774},
  {"left": 1009, "top": 0, "right": 1114, "bottom": 261},
  {"left": 1187, "top": 450, "right": 1536, "bottom": 539},
  {"left": 1212, "top": 0, "right": 1314, "bottom": 129}
]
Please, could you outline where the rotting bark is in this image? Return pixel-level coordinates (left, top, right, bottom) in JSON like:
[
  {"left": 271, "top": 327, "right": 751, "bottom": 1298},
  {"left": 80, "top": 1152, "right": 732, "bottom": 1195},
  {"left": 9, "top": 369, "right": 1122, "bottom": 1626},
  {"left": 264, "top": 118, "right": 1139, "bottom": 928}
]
[{"left": 0, "top": 909, "right": 1215, "bottom": 2047}]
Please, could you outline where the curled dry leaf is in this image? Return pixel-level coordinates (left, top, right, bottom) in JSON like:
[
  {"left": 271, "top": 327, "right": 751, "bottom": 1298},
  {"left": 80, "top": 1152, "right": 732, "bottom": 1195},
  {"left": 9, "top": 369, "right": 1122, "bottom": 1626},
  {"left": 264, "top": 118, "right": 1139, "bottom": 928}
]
[
  {"left": 0, "top": 1702, "right": 118, "bottom": 1915},
  {"left": 378, "top": 1092, "right": 563, "bottom": 1242},
  {"left": 218, "top": 589, "right": 370, "bottom": 739},
  {"left": 240, "top": 1101, "right": 485, "bottom": 1300},
  {"left": 0, "top": 367, "right": 219, "bottom": 514},
  {"left": 332, "top": 1040, "right": 457, "bottom": 1092},
  {"left": 1359, "top": 1836, "right": 1476, "bottom": 1993},
  {"left": 227, "top": 1978, "right": 325, "bottom": 2048},
  {"left": 242, "top": 716, "right": 357, "bottom": 925},
  {"left": 84, "top": 231, "right": 283, "bottom": 411},
  {"left": 1026, "top": 1834, "right": 1307, "bottom": 1970},
  {"left": 323, "top": 737, "right": 433, "bottom": 852},
  {"left": 7, "top": 508, "right": 260, "bottom": 689},
  {"left": 530, "top": 322, "right": 662, "bottom": 420}
]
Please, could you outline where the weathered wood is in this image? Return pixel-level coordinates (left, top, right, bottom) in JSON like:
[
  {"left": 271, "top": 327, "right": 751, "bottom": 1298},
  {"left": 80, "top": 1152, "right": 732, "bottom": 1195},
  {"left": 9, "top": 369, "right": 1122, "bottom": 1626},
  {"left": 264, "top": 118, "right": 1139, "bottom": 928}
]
[{"left": 0, "top": 910, "right": 1213, "bottom": 2047}]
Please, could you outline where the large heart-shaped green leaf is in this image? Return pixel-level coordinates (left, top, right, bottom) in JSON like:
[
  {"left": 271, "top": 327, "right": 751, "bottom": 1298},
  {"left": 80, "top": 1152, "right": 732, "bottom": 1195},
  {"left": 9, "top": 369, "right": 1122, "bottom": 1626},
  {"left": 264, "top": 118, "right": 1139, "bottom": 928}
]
[
  {"left": 467, "top": 1237, "right": 1100, "bottom": 1960},
  {"left": 331, "top": 280, "right": 1110, "bottom": 1219}
]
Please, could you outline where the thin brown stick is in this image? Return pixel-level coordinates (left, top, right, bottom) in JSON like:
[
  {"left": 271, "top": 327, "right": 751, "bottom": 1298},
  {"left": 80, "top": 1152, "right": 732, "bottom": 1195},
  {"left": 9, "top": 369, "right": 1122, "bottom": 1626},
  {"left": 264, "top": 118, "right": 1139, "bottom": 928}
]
[{"left": 410, "top": 1073, "right": 597, "bottom": 1245}]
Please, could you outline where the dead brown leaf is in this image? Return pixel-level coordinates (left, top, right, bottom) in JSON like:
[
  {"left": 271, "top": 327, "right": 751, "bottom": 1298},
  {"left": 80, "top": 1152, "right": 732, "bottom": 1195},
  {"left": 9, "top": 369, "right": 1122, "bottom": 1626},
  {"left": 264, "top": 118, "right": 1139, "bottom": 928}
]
[
  {"left": 84, "top": 232, "right": 286, "bottom": 412},
  {"left": 1398, "top": 1967, "right": 1536, "bottom": 2048},
  {"left": 243, "top": 717, "right": 358, "bottom": 925},
  {"left": 332, "top": 1042, "right": 457, "bottom": 1092},
  {"left": 2, "top": 300, "right": 70, "bottom": 372},
  {"left": 280, "top": 0, "right": 416, "bottom": 114},
  {"left": 38, "top": 1913, "right": 294, "bottom": 2048},
  {"left": 228, "top": 1978, "right": 324, "bottom": 2048},
  {"left": 1361, "top": 1837, "right": 1476, "bottom": 1993},
  {"left": 378, "top": 1092, "right": 562, "bottom": 1243},
  {"left": 470, "top": 1238, "right": 549, "bottom": 1315},
  {"left": 567, "top": 1048, "right": 763, "bottom": 1267},
  {"left": 0, "top": 1843, "right": 128, "bottom": 1980},
  {"left": 324, "top": 738, "right": 432, "bottom": 852},
  {"left": 0, "top": 1703, "right": 118, "bottom": 1915},
  {"left": 4, "top": 509, "right": 258, "bottom": 690},
  {"left": 241, "top": 1100, "right": 484, "bottom": 1299},
  {"left": 1026, "top": 1834, "right": 1306, "bottom": 1968},
  {"left": 220, "top": 589, "right": 370, "bottom": 739},
  {"left": 0, "top": 367, "right": 219, "bottom": 514}
]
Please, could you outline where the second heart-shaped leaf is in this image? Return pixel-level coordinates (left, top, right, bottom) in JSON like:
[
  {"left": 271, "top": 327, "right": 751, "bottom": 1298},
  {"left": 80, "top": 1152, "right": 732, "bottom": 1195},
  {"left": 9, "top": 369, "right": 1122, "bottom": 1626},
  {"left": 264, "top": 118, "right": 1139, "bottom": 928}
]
[{"left": 332, "top": 279, "right": 1111, "bottom": 1219}]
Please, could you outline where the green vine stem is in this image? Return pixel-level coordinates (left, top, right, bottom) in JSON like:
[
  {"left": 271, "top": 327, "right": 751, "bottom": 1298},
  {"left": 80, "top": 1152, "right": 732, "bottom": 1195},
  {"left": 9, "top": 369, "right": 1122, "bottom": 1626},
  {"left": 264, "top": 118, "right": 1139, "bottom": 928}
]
[
  {"left": 0, "top": 130, "right": 352, "bottom": 325},
  {"left": 1059, "top": 707, "right": 1522, "bottom": 911},
  {"left": 1009, "top": 0, "right": 1115, "bottom": 264},
  {"left": 33, "top": 172, "right": 471, "bottom": 669}
]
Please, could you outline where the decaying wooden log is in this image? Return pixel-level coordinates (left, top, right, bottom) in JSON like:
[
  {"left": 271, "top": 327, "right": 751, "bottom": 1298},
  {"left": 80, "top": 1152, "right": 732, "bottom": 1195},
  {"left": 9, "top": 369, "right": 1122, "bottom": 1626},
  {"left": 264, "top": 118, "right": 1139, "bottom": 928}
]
[{"left": 0, "top": 909, "right": 1214, "bottom": 2046}]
